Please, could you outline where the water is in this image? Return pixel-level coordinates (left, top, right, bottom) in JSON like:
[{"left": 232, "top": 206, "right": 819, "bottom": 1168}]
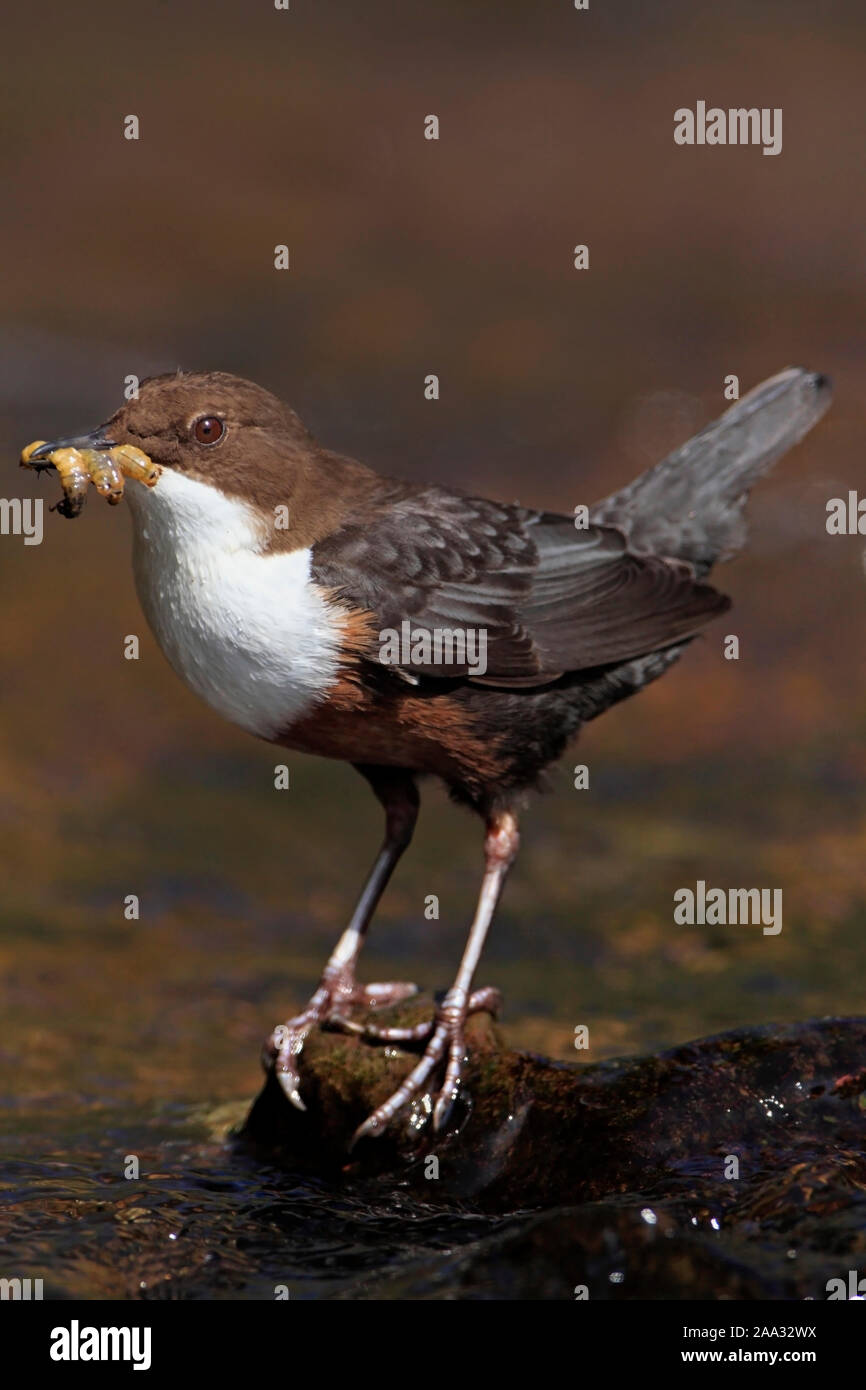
[
  {"left": 0, "top": 1101, "right": 525, "bottom": 1300},
  {"left": 2, "top": 722, "right": 865, "bottom": 1299}
]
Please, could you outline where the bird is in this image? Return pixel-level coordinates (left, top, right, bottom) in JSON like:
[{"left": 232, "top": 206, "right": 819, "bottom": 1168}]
[{"left": 27, "top": 366, "right": 831, "bottom": 1145}]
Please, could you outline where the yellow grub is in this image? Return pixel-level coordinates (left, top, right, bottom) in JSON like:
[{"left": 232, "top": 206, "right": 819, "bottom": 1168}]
[
  {"left": 79, "top": 449, "right": 124, "bottom": 504},
  {"left": 110, "top": 443, "right": 162, "bottom": 487},
  {"left": 19, "top": 440, "right": 49, "bottom": 467},
  {"left": 20, "top": 439, "right": 161, "bottom": 516},
  {"left": 51, "top": 448, "right": 92, "bottom": 515}
]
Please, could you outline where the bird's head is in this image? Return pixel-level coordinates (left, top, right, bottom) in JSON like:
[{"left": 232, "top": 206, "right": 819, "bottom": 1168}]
[
  {"left": 23, "top": 370, "right": 369, "bottom": 545},
  {"left": 32, "top": 370, "right": 313, "bottom": 498}
]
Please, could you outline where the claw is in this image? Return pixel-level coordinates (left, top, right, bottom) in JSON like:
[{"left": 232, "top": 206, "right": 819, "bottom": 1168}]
[
  {"left": 349, "top": 984, "right": 502, "bottom": 1144},
  {"left": 265, "top": 976, "right": 421, "bottom": 1116},
  {"left": 433, "top": 1076, "right": 459, "bottom": 1131},
  {"left": 350, "top": 1028, "right": 446, "bottom": 1148},
  {"left": 433, "top": 1019, "right": 472, "bottom": 1130},
  {"left": 276, "top": 1072, "right": 307, "bottom": 1111},
  {"left": 349, "top": 1114, "right": 383, "bottom": 1150},
  {"left": 269, "top": 1018, "right": 312, "bottom": 1111}
]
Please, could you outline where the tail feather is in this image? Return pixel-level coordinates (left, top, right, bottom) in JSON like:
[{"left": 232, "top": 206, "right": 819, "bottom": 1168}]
[{"left": 591, "top": 368, "right": 832, "bottom": 576}]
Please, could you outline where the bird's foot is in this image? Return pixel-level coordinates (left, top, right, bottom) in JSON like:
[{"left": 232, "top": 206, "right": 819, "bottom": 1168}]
[
  {"left": 349, "top": 984, "right": 502, "bottom": 1146},
  {"left": 264, "top": 969, "right": 418, "bottom": 1110}
]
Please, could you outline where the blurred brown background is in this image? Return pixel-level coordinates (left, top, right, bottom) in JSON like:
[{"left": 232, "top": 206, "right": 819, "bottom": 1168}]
[{"left": 1, "top": 0, "right": 864, "bottom": 1107}]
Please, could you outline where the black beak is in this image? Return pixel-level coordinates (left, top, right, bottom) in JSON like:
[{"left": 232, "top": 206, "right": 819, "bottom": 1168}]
[{"left": 28, "top": 427, "right": 116, "bottom": 461}]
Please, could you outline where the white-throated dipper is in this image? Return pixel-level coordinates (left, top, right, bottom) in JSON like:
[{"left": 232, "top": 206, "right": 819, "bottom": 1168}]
[{"left": 27, "top": 367, "right": 831, "bottom": 1143}]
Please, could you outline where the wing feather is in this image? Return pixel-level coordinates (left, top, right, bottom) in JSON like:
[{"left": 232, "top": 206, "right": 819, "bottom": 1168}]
[{"left": 311, "top": 488, "right": 728, "bottom": 685}]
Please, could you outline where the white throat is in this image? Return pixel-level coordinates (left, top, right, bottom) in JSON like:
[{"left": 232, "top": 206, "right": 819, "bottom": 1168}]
[{"left": 126, "top": 468, "right": 340, "bottom": 738}]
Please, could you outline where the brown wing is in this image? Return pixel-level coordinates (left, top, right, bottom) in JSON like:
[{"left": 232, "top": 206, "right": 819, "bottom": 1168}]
[{"left": 311, "top": 487, "right": 729, "bottom": 686}]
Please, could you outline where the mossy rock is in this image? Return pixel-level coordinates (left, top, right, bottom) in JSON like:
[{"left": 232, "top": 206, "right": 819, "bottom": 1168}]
[{"left": 240, "top": 998, "right": 866, "bottom": 1221}]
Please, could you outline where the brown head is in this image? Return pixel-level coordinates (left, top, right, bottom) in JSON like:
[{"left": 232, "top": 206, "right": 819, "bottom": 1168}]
[{"left": 32, "top": 370, "right": 388, "bottom": 548}]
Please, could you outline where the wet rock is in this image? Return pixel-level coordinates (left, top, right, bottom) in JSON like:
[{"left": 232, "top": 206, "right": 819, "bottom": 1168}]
[
  {"left": 239, "top": 1002, "right": 866, "bottom": 1296},
  {"left": 240, "top": 999, "right": 866, "bottom": 1217}
]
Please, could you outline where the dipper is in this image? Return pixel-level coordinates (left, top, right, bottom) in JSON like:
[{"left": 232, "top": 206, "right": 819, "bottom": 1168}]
[{"left": 26, "top": 367, "right": 831, "bottom": 1143}]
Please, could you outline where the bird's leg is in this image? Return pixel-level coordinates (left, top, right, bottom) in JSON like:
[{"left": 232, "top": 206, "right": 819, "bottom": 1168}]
[
  {"left": 265, "top": 766, "right": 419, "bottom": 1109},
  {"left": 351, "top": 808, "right": 519, "bottom": 1146},
  {"left": 332, "top": 985, "right": 503, "bottom": 1043}
]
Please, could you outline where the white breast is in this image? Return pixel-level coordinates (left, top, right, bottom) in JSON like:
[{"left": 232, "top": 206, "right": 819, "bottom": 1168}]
[{"left": 125, "top": 469, "right": 341, "bottom": 739}]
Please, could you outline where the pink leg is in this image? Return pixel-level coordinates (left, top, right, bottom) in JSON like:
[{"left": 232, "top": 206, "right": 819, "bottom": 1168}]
[
  {"left": 264, "top": 767, "right": 419, "bottom": 1109},
  {"left": 350, "top": 809, "right": 520, "bottom": 1146},
  {"left": 332, "top": 985, "right": 503, "bottom": 1042}
]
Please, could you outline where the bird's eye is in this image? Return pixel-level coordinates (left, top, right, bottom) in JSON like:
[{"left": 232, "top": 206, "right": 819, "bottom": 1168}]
[{"left": 193, "top": 416, "right": 225, "bottom": 445}]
